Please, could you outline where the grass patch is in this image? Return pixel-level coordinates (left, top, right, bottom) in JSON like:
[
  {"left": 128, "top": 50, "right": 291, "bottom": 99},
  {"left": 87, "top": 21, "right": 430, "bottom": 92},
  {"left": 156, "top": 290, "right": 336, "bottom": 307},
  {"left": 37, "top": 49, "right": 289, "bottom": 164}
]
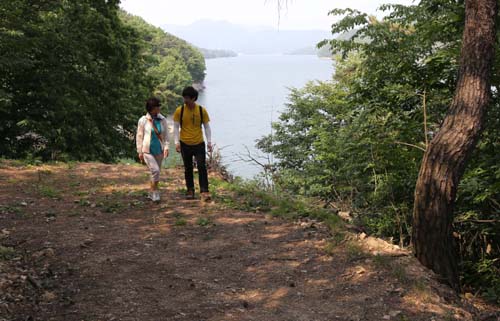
[
  {"left": 127, "top": 190, "right": 148, "bottom": 198},
  {"left": 76, "top": 198, "right": 91, "bottom": 207},
  {"left": 196, "top": 217, "right": 213, "bottom": 227},
  {"left": 371, "top": 254, "right": 411, "bottom": 284},
  {"left": 66, "top": 161, "right": 78, "bottom": 170},
  {"left": 175, "top": 218, "right": 188, "bottom": 226},
  {"left": 0, "top": 159, "right": 28, "bottom": 168},
  {"left": 372, "top": 254, "right": 392, "bottom": 269},
  {"left": 346, "top": 241, "right": 366, "bottom": 261},
  {"left": 130, "top": 200, "right": 145, "bottom": 207},
  {"left": 6, "top": 178, "right": 19, "bottom": 184},
  {"left": 97, "top": 200, "right": 124, "bottom": 214},
  {"left": 391, "top": 263, "right": 409, "bottom": 284},
  {"left": 0, "top": 204, "right": 27, "bottom": 218},
  {"left": 38, "top": 185, "right": 61, "bottom": 199},
  {"left": 411, "top": 279, "right": 433, "bottom": 303},
  {"left": 0, "top": 246, "right": 16, "bottom": 260},
  {"left": 172, "top": 212, "right": 188, "bottom": 226},
  {"left": 67, "top": 211, "right": 82, "bottom": 217},
  {"left": 74, "top": 190, "right": 89, "bottom": 197},
  {"left": 69, "top": 181, "right": 81, "bottom": 187},
  {"left": 117, "top": 158, "right": 143, "bottom": 167},
  {"left": 324, "top": 242, "right": 337, "bottom": 255},
  {"left": 0, "top": 205, "right": 23, "bottom": 215},
  {"left": 202, "top": 234, "right": 214, "bottom": 241},
  {"left": 211, "top": 177, "right": 346, "bottom": 238}
]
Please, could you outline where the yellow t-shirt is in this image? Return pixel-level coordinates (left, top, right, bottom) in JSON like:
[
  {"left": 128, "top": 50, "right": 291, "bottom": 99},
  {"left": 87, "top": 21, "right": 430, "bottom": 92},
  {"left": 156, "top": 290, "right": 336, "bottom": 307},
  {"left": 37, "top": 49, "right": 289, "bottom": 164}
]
[{"left": 173, "top": 104, "right": 210, "bottom": 145}]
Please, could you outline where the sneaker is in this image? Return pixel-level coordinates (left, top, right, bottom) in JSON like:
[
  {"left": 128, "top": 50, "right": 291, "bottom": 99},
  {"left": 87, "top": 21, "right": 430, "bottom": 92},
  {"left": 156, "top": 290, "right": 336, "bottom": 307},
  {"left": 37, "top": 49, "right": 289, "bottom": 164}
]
[
  {"left": 186, "top": 189, "right": 195, "bottom": 200},
  {"left": 153, "top": 191, "right": 161, "bottom": 202},
  {"left": 147, "top": 191, "right": 153, "bottom": 200}
]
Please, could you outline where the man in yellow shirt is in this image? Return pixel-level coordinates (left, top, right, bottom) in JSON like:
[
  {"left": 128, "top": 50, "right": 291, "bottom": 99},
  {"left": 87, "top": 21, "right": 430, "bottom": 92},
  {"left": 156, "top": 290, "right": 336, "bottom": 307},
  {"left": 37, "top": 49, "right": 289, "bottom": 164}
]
[{"left": 173, "top": 86, "right": 212, "bottom": 201}]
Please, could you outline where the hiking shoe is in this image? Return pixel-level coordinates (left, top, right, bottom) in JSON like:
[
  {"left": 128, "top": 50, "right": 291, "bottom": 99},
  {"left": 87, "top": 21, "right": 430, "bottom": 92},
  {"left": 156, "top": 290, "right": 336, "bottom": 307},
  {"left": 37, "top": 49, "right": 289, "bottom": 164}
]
[
  {"left": 153, "top": 191, "right": 161, "bottom": 202},
  {"left": 186, "top": 189, "right": 195, "bottom": 200},
  {"left": 201, "top": 192, "right": 212, "bottom": 202}
]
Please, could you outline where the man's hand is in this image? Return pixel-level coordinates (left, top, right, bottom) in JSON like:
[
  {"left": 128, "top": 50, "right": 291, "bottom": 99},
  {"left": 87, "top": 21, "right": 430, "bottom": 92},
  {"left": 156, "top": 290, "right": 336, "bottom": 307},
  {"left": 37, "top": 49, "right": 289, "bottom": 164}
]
[
  {"left": 138, "top": 153, "right": 144, "bottom": 163},
  {"left": 163, "top": 148, "right": 169, "bottom": 158},
  {"left": 207, "top": 143, "right": 213, "bottom": 153},
  {"left": 175, "top": 143, "right": 181, "bottom": 153}
]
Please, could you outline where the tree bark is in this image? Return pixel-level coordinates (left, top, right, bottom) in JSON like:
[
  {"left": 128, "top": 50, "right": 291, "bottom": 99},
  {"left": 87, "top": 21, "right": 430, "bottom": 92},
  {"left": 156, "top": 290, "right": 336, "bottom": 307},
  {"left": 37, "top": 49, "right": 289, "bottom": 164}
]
[{"left": 412, "top": 0, "right": 497, "bottom": 291}]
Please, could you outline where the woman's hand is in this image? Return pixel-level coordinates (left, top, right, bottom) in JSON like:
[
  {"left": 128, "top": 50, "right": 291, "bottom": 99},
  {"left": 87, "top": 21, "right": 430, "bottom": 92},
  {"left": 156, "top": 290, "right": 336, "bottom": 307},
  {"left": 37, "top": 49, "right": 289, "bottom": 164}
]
[
  {"left": 138, "top": 153, "right": 144, "bottom": 163},
  {"left": 163, "top": 148, "right": 169, "bottom": 158}
]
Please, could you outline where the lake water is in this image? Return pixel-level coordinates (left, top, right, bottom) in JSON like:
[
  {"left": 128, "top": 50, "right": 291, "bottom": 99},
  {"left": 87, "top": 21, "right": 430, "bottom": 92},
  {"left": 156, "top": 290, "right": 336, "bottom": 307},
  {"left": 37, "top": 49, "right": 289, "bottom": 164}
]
[{"left": 198, "top": 54, "right": 333, "bottom": 178}]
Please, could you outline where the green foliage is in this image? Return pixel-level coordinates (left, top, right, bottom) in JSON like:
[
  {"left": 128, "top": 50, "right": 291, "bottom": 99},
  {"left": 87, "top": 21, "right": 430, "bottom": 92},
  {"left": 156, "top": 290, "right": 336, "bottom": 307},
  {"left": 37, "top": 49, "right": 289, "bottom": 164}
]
[
  {"left": 211, "top": 177, "right": 342, "bottom": 232},
  {"left": 174, "top": 218, "right": 188, "bottom": 227},
  {"left": 0, "top": 0, "right": 151, "bottom": 161},
  {"left": 0, "top": 2, "right": 206, "bottom": 161},
  {"left": 196, "top": 217, "right": 213, "bottom": 227},
  {"left": 119, "top": 12, "right": 206, "bottom": 113},
  {"left": 38, "top": 185, "right": 61, "bottom": 199},
  {"left": 0, "top": 246, "right": 16, "bottom": 260},
  {"left": 259, "top": 0, "right": 499, "bottom": 300}
]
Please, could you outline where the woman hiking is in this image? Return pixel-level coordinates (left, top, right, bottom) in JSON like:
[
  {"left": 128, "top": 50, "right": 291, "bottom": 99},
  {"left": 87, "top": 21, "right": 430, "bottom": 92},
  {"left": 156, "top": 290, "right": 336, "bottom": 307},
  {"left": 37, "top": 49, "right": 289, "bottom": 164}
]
[
  {"left": 173, "top": 86, "right": 213, "bottom": 202},
  {"left": 136, "top": 97, "right": 169, "bottom": 202}
]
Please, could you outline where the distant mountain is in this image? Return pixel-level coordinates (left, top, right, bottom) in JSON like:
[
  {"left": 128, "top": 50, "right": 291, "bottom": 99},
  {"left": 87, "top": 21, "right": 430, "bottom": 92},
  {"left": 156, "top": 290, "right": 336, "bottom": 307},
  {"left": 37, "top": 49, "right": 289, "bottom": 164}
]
[
  {"left": 287, "top": 45, "right": 332, "bottom": 57},
  {"left": 161, "top": 20, "right": 331, "bottom": 55},
  {"left": 287, "top": 29, "right": 361, "bottom": 58},
  {"left": 199, "top": 48, "right": 238, "bottom": 59}
]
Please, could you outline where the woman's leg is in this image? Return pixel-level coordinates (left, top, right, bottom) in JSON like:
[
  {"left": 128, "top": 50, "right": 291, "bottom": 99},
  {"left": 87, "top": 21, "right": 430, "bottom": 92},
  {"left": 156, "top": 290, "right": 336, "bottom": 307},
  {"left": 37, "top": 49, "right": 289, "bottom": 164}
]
[{"left": 143, "top": 153, "right": 162, "bottom": 190}]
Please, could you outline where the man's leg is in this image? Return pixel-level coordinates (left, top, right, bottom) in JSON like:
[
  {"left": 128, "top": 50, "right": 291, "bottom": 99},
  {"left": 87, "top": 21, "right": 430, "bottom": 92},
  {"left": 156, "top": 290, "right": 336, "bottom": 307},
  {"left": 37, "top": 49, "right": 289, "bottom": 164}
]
[
  {"left": 194, "top": 143, "right": 209, "bottom": 193},
  {"left": 180, "top": 142, "right": 195, "bottom": 193}
]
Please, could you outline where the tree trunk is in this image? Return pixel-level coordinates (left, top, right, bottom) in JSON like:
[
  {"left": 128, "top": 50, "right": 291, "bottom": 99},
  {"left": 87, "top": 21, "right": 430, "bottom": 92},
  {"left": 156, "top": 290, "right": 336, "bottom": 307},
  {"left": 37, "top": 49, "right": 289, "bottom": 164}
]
[{"left": 412, "top": 0, "right": 497, "bottom": 291}]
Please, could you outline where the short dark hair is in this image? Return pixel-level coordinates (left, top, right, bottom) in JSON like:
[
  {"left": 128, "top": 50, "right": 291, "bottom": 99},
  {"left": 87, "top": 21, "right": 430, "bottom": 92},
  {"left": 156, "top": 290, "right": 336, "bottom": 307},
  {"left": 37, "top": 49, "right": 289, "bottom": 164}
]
[
  {"left": 145, "top": 97, "right": 161, "bottom": 113},
  {"left": 182, "top": 86, "right": 198, "bottom": 101}
]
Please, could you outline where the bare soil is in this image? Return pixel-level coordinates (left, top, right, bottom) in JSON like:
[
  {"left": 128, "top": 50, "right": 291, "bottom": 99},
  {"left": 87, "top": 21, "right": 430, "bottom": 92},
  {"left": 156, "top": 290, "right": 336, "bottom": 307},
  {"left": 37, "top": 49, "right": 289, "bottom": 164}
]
[{"left": 0, "top": 162, "right": 498, "bottom": 321}]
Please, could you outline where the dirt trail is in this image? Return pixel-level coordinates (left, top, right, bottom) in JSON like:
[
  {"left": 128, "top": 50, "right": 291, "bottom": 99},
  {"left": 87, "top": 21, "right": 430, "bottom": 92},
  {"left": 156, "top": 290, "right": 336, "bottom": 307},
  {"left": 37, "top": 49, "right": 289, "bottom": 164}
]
[{"left": 0, "top": 162, "right": 497, "bottom": 321}]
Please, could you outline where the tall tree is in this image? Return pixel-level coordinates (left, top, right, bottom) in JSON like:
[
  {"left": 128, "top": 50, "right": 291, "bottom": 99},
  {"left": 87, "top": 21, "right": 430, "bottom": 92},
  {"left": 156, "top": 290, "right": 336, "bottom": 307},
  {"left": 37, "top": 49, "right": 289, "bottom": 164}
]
[{"left": 412, "top": 0, "right": 498, "bottom": 290}]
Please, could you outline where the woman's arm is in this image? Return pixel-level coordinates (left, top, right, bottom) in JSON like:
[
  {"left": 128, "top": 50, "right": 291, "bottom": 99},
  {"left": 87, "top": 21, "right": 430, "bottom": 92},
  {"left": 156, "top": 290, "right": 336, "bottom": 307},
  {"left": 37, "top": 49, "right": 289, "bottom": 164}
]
[
  {"left": 136, "top": 117, "right": 145, "bottom": 154},
  {"left": 174, "top": 121, "right": 181, "bottom": 153}
]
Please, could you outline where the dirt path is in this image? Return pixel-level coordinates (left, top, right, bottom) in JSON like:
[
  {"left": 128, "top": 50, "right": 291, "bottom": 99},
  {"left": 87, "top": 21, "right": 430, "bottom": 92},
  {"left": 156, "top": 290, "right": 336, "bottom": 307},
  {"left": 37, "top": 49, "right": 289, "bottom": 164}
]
[{"left": 0, "top": 162, "right": 497, "bottom": 321}]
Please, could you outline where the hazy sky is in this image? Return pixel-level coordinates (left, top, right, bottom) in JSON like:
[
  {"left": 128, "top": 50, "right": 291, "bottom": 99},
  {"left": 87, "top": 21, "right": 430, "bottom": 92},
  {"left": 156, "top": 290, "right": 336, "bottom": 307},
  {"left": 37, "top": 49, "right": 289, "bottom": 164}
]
[{"left": 120, "top": 0, "right": 416, "bottom": 30}]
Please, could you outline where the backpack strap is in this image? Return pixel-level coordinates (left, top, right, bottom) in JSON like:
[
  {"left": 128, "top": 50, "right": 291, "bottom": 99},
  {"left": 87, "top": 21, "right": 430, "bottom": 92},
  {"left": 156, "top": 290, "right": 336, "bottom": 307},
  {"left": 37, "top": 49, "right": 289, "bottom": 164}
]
[
  {"left": 180, "top": 105, "right": 204, "bottom": 129},
  {"left": 180, "top": 105, "right": 184, "bottom": 130},
  {"left": 199, "top": 105, "right": 204, "bottom": 127}
]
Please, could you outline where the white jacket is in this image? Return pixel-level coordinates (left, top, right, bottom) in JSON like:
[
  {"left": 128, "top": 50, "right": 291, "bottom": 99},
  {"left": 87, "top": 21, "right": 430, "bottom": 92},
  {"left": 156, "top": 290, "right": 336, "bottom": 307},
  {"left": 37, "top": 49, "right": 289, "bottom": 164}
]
[{"left": 136, "top": 113, "right": 169, "bottom": 154}]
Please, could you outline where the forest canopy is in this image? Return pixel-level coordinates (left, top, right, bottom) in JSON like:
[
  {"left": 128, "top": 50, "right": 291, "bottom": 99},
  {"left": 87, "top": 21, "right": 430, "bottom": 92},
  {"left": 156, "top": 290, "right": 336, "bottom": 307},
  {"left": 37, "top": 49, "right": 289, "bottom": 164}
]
[
  {"left": 0, "top": 0, "right": 205, "bottom": 162},
  {"left": 120, "top": 11, "right": 206, "bottom": 111},
  {"left": 258, "top": 1, "right": 499, "bottom": 301}
]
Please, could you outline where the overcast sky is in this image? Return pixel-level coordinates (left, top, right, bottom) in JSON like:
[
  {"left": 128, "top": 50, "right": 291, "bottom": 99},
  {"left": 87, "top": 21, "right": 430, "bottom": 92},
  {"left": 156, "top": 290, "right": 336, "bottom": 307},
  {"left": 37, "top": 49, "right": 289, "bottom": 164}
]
[{"left": 120, "top": 0, "right": 417, "bottom": 30}]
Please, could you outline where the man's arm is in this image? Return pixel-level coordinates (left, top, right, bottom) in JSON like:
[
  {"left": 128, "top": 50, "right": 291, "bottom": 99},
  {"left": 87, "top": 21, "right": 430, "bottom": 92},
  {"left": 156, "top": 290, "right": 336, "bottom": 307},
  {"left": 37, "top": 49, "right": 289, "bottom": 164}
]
[
  {"left": 203, "top": 122, "right": 212, "bottom": 152},
  {"left": 202, "top": 108, "right": 212, "bottom": 152}
]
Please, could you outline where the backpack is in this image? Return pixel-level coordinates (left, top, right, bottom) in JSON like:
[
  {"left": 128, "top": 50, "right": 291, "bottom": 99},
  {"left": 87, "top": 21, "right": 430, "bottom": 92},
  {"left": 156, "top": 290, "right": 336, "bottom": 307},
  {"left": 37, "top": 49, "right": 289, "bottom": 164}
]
[{"left": 180, "top": 105, "right": 204, "bottom": 129}]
